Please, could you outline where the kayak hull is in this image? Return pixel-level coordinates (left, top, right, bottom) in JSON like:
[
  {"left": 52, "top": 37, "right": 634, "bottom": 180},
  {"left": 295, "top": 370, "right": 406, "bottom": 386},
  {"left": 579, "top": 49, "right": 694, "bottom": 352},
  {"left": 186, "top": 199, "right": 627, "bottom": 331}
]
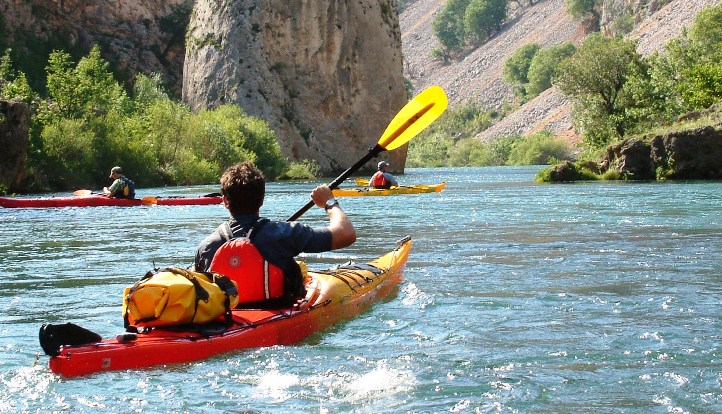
[
  {"left": 46, "top": 238, "right": 411, "bottom": 377},
  {"left": 332, "top": 182, "right": 446, "bottom": 197},
  {"left": 0, "top": 194, "right": 222, "bottom": 208}
]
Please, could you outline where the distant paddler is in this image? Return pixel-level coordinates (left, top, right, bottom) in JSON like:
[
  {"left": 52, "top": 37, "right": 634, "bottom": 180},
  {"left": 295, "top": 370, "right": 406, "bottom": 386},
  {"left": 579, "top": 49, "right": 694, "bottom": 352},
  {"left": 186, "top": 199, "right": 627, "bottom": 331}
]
[{"left": 103, "top": 166, "right": 136, "bottom": 198}]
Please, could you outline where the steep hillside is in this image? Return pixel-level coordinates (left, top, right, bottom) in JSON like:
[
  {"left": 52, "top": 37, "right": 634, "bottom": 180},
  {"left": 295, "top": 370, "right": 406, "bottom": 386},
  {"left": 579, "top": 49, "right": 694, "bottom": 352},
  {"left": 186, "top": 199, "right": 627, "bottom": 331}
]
[
  {"left": 400, "top": 0, "right": 722, "bottom": 146},
  {"left": 401, "top": 0, "right": 582, "bottom": 107}
]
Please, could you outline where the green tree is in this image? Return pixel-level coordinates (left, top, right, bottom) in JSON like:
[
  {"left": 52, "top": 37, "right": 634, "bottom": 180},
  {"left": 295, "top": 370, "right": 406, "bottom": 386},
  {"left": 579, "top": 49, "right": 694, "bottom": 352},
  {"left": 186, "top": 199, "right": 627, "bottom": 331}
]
[
  {"left": 432, "top": 0, "right": 471, "bottom": 55},
  {"left": 676, "top": 62, "right": 722, "bottom": 109},
  {"left": 40, "top": 118, "right": 97, "bottom": 188},
  {"left": 555, "top": 33, "right": 642, "bottom": 148},
  {"left": 464, "top": 0, "right": 508, "bottom": 44},
  {"left": 132, "top": 73, "right": 169, "bottom": 111},
  {"left": 525, "top": 42, "right": 576, "bottom": 98},
  {"left": 188, "top": 105, "right": 287, "bottom": 180},
  {"left": 676, "top": 4, "right": 722, "bottom": 108},
  {"left": 1, "top": 71, "right": 35, "bottom": 104},
  {"left": 21, "top": 45, "right": 294, "bottom": 190},
  {"left": 566, "top": 0, "right": 600, "bottom": 23},
  {"left": 689, "top": 4, "right": 722, "bottom": 59},
  {"left": 624, "top": 5, "right": 722, "bottom": 129},
  {"left": 0, "top": 50, "right": 35, "bottom": 104},
  {"left": 622, "top": 51, "right": 679, "bottom": 132},
  {"left": 503, "top": 43, "right": 541, "bottom": 97},
  {"left": 44, "top": 46, "right": 129, "bottom": 120},
  {"left": 507, "top": 131, "right": 572, "bottom": 165},
  {"left": 406, "top": 132, "right": 454, "bottom": 167}
]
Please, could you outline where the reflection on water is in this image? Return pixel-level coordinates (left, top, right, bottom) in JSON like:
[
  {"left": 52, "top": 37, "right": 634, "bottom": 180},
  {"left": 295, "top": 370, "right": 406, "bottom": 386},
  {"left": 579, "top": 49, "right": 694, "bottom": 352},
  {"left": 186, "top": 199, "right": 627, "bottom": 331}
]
[{"left": 1, "top": 167, "right": 721, "bottom": 413}]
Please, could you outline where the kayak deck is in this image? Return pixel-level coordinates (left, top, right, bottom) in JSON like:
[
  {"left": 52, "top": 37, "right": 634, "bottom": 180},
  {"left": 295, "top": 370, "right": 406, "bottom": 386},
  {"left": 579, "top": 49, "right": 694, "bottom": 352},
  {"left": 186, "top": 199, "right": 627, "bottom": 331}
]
[
  {"left": 332, "top": 182, "right": 446, "bottom": 197},
  {"left": 45, "top": 238, "right": 411, "bottom": 377}
]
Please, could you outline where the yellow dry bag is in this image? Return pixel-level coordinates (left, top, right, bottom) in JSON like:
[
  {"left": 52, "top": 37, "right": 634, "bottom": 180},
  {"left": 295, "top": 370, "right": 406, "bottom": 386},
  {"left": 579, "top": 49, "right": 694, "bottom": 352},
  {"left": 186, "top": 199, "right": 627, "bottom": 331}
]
[{"left": 122, "top": 267, "right": 239, "bottom": 328}]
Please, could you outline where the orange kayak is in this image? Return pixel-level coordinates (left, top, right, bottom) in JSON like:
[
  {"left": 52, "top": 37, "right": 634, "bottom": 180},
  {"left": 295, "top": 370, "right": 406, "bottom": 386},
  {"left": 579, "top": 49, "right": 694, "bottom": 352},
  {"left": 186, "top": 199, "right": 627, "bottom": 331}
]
[{"left": 42, "top": 237, "right": 411, "bottom": 377}]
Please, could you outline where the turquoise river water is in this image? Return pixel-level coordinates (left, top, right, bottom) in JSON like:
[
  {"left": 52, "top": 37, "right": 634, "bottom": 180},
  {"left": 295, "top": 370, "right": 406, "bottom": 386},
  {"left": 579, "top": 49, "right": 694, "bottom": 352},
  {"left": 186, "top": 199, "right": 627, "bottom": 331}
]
[{"left": 0, "top": 166, "right": 720, "bottom": 413}]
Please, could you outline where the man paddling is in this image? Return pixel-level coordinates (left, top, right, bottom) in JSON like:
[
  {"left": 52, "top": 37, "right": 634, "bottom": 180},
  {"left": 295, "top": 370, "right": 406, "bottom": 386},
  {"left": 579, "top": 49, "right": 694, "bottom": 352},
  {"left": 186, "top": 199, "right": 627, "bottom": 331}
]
[
  {"left": 369, "top": 161, "right": 399, "bottom": 189},
  {"left": 194, "top": 162, "right": 356, "bottom": 308},
  {"left": 103, "top": 166, "right": 135, "bottom": 198}
]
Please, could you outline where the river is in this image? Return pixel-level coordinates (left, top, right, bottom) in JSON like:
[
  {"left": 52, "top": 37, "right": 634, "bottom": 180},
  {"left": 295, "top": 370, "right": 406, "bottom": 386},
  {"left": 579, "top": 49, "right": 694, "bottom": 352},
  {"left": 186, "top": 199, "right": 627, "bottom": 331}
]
[{"left": 1, "top": 166, "right": 720, "bottom": 413}]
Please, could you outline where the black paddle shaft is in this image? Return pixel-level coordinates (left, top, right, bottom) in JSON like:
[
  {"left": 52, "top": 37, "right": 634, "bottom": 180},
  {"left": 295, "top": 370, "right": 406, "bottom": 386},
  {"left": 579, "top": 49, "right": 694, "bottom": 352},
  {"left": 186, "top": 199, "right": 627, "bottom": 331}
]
[{"left": 287, "top": 144, "right": 385, "bottom": 221}]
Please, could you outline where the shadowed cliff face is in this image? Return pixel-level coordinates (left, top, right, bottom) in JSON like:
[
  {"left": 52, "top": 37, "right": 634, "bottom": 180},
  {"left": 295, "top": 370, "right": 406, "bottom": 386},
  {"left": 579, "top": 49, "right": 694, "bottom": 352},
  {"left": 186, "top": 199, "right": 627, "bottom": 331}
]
[
  {"left": 182, "top": 0, "right": 407, "bottom": 175},
  {"left": 0, "top": 101, "right": 30, "bottom": 192}
]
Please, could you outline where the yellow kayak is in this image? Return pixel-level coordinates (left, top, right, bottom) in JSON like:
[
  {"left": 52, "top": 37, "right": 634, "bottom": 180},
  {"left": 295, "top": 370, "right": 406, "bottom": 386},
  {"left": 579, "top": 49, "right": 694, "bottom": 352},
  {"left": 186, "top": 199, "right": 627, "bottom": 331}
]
[{"left": 333, "top": 182, "right": 446, "bottom": 197}]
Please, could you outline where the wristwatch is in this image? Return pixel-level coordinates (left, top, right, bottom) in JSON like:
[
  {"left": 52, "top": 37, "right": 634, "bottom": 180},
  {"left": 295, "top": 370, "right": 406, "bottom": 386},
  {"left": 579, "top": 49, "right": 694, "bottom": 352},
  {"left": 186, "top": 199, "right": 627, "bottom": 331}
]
[{"left": 324, "top": 198, "right": 339, "bottom": 211}]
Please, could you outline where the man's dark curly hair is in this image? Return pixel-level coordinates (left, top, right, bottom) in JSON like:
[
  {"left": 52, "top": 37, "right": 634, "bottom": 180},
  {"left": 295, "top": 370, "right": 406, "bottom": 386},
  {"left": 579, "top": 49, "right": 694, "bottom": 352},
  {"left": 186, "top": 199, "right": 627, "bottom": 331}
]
[{"left": 220, "top": 162, "right": 265, "bottom": 215}]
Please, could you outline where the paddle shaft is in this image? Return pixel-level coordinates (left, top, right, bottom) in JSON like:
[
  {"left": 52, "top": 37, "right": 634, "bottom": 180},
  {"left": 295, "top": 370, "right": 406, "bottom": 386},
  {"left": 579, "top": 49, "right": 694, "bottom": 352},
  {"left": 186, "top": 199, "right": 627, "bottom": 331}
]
[{"left": 287, "top": 144, "right": 384, "bottom": 221}]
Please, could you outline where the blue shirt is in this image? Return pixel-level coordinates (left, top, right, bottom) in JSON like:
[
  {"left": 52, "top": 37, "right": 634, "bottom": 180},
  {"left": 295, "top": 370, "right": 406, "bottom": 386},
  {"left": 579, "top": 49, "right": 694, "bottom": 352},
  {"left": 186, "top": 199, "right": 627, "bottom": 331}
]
[{"left": 194, "top": 214, "right": 333, "bottom": 273}]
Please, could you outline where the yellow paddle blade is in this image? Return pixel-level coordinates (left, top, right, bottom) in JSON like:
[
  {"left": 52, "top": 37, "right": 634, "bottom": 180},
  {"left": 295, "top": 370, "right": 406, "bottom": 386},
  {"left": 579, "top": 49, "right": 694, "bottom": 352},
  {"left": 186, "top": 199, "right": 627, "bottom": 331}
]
[
  {"left": 378, "top": 85, "right": 448, "bottom": 151},
  {"left": 141, "top": 196, "right": 158, "bottom": 206},
  {"left": 73, "top": 190, "right": 92, "bottom": 196},
  {"left": 354, "top": 178, "right": 370, "bottom": 186}
]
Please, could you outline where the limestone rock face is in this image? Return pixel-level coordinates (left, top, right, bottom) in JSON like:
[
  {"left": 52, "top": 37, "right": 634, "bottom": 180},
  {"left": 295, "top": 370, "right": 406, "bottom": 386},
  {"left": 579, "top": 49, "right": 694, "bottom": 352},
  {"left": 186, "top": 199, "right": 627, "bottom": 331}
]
[
  {"left": 183, "top": 0, "right": 407, "bottom": 174},
  {"left": 0, "top": 100, "right": 31, "bottom": 192}
]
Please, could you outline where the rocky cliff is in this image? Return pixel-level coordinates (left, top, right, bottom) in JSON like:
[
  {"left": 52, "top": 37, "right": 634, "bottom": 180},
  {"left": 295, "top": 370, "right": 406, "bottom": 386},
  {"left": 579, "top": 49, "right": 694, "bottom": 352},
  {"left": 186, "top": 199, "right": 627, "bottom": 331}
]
[
  {"left": 0, "top": 0, "right": 408, "bottom": 177},
  {"left": 0, "top": 0, "right": 191, "bottom": 95},
  {"left": 182, "top": 0, "right": 407, "bottom": 175}
]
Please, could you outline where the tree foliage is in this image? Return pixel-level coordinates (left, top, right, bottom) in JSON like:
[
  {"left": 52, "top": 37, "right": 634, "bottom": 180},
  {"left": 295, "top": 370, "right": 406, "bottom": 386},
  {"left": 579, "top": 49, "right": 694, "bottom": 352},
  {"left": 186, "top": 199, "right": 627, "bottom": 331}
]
[
  {"left": 44, "top": 46, "right": 129, "bottom": 121},
  {"left": 503, "top": 43, "right": 541, "bottom": 96},
  {"left": 555, "top": 33, "right": 642, "bottom": 147},
  {"left": 433, "top": 0, "right": 507, "bottom": 56},
  {"left": 503, "top": 42, "right": 576, "bottom": 101},
  {"left": 1, "top": 46, "right": 299, "bottom": 192},
  {"left": 464, "top": 0, "right": 508, "bottom": 44},
  {"left": 432, "top": 0, "right": 470, "bottom": 54},
  {"left": 407, "top": 101, "right": 574, "bottom": 167},
  {"left": 507, "top": 131, "right": 573, "bottom": 165},
  {"left": 689, "top": 5, "right": 722, "bottom": 59},
  {"left": 554, "top": 4, "right": 722, "bottom": 151},
  {"left": 525, "top": 42, "right": 576, "bottom": 98},
  {"left": 566, "top": 0, "right": 600, "bottom": 21},
  {"left": 0, "top": 49, "right": 36, "bottom": 104}
]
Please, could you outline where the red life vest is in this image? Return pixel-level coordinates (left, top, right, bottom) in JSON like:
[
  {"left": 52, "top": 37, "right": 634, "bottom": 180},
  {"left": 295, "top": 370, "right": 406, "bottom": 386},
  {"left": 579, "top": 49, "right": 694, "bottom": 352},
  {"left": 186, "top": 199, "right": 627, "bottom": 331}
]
[
  {"left": 209, "top": 221, "right": 286, "bottom": 304},
  {"left": 370, "top": 171, "right": 390, "bottom": 189}
]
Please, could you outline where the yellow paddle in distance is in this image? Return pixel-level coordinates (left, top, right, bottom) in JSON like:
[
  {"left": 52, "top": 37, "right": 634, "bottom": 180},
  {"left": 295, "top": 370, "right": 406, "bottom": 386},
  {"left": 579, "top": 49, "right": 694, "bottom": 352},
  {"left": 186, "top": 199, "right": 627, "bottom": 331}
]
[
  {"left": 73, "top": 189, "right": 93, "bottom": 196},
  {"left": 354, "top": 177, "right": 370, "bottom": 187},
  {"left": 288, "top": 85, "right": 448, "bottom": 221}
]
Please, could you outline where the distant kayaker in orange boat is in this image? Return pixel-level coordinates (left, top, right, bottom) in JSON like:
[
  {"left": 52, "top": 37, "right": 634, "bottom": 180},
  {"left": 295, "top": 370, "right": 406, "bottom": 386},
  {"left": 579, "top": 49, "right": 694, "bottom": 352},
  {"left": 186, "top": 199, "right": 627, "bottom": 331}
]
[
  {"left": 194, "top": 162, "right": 356, "bottom": 308},
  {"left": 369, "top": 161, "right": 399, "bottom": 189},
  {"left": 103, "top": 166, "right": 136, "bottom": 198}
]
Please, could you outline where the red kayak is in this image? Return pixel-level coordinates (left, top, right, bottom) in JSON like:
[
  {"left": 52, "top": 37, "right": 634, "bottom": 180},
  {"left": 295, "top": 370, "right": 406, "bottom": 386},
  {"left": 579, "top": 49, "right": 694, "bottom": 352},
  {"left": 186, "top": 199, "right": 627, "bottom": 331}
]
[
  {"left": 0, "top": 194, "right": 222, "bottom": 208},
  {"left": 40, "top": 238, "right": 411, "bottom": 377}
]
